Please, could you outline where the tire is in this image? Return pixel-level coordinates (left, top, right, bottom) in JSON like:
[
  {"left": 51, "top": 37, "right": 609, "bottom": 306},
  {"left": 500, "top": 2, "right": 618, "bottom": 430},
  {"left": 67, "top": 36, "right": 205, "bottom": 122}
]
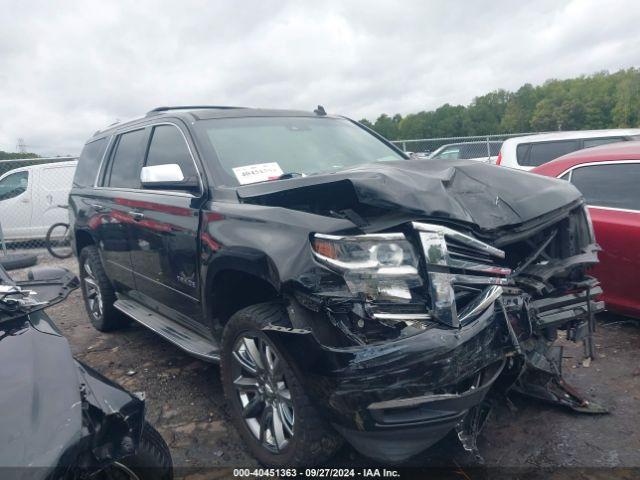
[
  {"left": 79, "top": 245, "right": 129, "bottom": 331},
  {"left": 101, "top": 422, "right": 173, "bottom": 480},
  {"left": 0, "top": 253, "right": 38, "bottom": 271},
  {"left": 221, "top": 302, "right": 342, "bottom": 466},
  {"left": 45, "top": 222, "right": 73, "bottom": 259}
]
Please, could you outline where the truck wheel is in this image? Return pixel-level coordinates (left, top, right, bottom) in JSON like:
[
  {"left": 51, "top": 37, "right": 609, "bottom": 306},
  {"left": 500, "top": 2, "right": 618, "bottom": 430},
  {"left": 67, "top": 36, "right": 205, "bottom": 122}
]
[
  {"left": 221, "top": 302, "right": 342, "bottom": 466},
  {"left": 102, "top": 422, "right": 173, "bottom": 480},
  {"left": 79, "top": 245, "right": 129, "bottom": 331}
]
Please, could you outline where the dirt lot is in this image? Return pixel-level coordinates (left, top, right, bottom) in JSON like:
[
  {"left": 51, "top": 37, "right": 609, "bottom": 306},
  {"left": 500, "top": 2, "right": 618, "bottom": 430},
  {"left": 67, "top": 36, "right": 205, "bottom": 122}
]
[{"left": 12, "top": 252, "right": 640, "bottom": 478}]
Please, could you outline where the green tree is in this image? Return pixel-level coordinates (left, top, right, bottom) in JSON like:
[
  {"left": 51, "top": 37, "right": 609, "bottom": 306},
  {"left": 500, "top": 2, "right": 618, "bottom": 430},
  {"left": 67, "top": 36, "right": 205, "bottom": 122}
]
[
  {"left": 358, "top": 118, "right": 374, "bottom": 129},
  {"left": 0, "top": 151, "right": 40, "bottom": 160},
  {"left": 373, "top": 113, "right": 402, "bottom": 140},
  {"left": 362, "top": 68, "right": 640, "bottom": 138}
]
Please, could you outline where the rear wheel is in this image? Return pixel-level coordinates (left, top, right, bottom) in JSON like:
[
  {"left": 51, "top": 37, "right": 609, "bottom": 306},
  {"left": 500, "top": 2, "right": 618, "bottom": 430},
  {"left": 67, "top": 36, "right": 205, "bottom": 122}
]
[
  {"left": 221, "top": 302, "right": 341, "bottom": 466},
  {"left": 79, "top": 245, "right": 129, "bottom": 331}
]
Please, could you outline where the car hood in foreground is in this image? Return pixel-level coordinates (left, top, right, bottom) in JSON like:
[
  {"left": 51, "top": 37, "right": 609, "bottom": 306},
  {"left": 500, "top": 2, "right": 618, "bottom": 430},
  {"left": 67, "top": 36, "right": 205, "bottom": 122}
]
[
  {"left": 236, "top": 158, "right": 582, "bottom": 232},
  {"left": 0, "top": 311, "right": 144, "bottom": 477},
  {"left": 0, "top": 313, "right": 84, "bottom": 471}
]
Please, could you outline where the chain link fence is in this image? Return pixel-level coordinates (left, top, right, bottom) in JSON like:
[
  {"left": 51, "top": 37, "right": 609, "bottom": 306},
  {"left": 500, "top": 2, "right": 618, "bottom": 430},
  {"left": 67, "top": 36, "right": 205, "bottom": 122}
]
[
  {"left": 0, "top": 157, "right": 77, "bottom": 267},
  {"left": 391, "top": 132, "right": 539, "bottom": 159}
]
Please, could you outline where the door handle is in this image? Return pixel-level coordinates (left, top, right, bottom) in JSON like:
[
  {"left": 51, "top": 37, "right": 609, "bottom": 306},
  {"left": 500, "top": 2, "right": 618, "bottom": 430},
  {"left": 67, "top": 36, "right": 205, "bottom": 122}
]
[{"left": 129, "top": 211, "right": 145, "bottom": 221}]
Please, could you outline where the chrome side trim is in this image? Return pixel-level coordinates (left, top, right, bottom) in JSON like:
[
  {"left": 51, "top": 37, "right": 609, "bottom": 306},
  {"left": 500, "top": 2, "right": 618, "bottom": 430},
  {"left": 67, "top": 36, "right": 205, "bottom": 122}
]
[
  {"left": 94, "top": 121, "right": 205, "bottom": 195},
  {"left": 92, "top": 186, "right": 196, "bottom": 198}
]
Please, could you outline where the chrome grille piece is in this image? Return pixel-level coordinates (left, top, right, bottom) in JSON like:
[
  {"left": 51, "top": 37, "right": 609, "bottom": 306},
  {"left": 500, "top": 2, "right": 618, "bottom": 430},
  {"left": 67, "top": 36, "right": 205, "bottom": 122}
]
[{"left": 412, "top": 222, "right": 512, "bottom": 327}]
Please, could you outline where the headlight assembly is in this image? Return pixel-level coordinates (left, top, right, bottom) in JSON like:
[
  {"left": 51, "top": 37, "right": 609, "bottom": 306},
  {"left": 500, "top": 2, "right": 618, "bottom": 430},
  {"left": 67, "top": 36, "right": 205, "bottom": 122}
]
[{"left": 311, "top": 232, "right": 422, "bottom": 301}]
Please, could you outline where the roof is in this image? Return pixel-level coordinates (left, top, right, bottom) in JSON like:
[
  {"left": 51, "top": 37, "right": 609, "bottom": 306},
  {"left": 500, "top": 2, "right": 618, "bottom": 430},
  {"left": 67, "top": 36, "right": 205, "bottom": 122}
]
[
  {"left": 0, "top": 156, "right": 76, "bottom": 164},
  {"left": 531, "top": 141, "right": 640, "bottom": 175},
  {"left": 503, "top": 128, "right": 640, "bottom": 145},
  {"left": 436, "top": 141, "right": 503, "bottom": 148},
  {"left": 92, "top": 106, "right": 332, "bottom": 138},
  {"left": 0, "top": 159, "right": 77, "bottom": 177}
]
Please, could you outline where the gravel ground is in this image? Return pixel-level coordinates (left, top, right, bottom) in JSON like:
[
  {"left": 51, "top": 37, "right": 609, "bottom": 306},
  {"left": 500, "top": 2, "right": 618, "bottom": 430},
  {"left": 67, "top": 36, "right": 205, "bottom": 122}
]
[{"left": 10, "top": 251, "right": 640, "bottom": 478}]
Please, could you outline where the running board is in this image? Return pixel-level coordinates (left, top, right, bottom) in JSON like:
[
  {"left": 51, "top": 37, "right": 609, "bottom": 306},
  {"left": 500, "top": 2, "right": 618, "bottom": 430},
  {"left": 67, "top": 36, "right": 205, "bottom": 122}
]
[{"left": 114, "top": 297, "right": 220, "bottom": 363}]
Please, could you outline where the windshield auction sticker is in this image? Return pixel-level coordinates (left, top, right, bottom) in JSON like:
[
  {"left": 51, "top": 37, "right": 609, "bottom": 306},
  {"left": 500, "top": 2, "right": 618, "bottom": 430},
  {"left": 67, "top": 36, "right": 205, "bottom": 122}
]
[{"left": 232, "top": 162, "right": 284, "bottom": 185}]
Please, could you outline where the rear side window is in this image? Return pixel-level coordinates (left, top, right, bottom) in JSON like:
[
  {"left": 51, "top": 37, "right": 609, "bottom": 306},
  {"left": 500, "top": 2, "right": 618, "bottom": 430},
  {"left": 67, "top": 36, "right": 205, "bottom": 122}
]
[
  {"left": 571, "top": 163, "right": 640, "bottom": 210},
  {"left": 145, "top": 125, "right": 198, "bottom": 182},
  {"left": 583, "top": 137, "right": 623, "bottom": 148},
  {"left": 105, "top": 129, "right": 146, "bottom": 189},
  {"left": 0, "top": 171, "right": 28, "bottom": 201},
  {"left": 517, "top": 140, "right": 579, "bottom": 167},
  {"left": 73, "top": 138, "right": 107, "bottom": 187}
]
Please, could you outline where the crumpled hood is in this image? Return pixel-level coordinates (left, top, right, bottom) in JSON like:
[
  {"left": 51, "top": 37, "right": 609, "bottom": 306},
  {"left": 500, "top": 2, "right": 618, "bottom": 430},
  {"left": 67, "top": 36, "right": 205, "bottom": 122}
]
[{"left": 236, "top": 158, "right": 582, "bottom": 231}]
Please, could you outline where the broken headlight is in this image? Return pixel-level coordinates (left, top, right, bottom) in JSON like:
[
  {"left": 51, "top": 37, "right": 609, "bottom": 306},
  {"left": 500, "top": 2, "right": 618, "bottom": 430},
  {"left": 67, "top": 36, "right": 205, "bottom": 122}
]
[{"left": 311, "top": 232, "right": 422, "bottom": 301}]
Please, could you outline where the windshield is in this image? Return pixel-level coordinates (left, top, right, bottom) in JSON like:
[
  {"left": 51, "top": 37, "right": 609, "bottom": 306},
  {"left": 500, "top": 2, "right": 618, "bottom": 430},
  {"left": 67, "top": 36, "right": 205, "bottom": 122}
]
[{"left": 194, "top": 116, "right": 405, "bottom": 186}]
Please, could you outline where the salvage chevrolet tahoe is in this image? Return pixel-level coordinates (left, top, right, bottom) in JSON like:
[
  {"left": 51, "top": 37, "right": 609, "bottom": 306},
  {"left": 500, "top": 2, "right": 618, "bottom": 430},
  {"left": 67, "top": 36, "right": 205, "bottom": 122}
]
[{"left": 69, "top": 105, "right": 605, "bottom": 466}]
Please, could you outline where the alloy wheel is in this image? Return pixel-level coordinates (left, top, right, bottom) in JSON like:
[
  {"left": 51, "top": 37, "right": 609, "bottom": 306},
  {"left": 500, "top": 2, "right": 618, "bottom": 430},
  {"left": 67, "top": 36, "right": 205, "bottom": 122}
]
[
  {"left": 231, "top": 333, "right": 295, "bottom": 453},
  {"left": 83, "top": 261, "right": 103, "bottom": 320}
]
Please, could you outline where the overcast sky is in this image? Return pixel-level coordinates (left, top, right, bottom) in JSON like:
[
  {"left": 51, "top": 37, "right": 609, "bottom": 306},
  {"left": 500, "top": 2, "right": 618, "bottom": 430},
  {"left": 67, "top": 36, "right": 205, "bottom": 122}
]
[{"left": 1, "top": 0, "right": 639, "bottom": 156}]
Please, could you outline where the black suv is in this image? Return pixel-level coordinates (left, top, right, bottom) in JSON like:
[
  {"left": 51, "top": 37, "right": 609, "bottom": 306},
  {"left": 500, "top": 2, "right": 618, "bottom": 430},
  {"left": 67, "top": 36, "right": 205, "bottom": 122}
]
[{"left": 69, "top": 106, "right": 604, "bottom": 465}]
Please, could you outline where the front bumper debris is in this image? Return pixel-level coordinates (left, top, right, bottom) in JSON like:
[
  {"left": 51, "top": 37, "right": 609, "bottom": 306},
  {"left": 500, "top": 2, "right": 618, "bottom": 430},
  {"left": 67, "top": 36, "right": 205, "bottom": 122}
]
[
  {"left": 275, "top": 207, "right": 607, "bottom": 462},
  {"left": 266, "top": 304, "right": 509, "bottom": 462}
]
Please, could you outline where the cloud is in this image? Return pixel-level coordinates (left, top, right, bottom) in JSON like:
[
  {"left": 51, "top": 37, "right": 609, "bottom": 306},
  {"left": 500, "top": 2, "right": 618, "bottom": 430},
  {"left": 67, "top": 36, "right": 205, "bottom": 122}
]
[{"left": 1, "top": 0, "right": 639, "bottom": 155}]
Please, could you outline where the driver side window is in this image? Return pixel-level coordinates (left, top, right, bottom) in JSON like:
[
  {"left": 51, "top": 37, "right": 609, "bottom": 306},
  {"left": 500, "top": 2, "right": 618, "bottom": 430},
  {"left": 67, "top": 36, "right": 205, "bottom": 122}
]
[{"left": 0, "top": 171, "right": 28, "bottom": 201}]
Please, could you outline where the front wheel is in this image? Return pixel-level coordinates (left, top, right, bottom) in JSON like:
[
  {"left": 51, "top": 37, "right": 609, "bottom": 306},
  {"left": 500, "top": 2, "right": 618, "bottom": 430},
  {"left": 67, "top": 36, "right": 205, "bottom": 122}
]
[
  {"left": 221, "top": 302, "right": 342, "bottom": 466},
  {"left": 98, "top": 422, "right": 173, "bottom": 480}
]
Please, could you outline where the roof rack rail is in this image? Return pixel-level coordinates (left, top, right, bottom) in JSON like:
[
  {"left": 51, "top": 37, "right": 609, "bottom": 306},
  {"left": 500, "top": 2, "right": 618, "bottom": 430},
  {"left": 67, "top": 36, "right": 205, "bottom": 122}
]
[{"left": 146, "top": 105, "right": 246, "bottom": 116}]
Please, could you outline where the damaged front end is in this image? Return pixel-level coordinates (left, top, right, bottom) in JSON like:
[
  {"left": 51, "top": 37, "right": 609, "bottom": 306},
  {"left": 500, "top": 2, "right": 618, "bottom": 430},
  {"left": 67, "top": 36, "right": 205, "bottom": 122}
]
[{"left": 266, "top": 201, "right": 606, "bottom": 463}]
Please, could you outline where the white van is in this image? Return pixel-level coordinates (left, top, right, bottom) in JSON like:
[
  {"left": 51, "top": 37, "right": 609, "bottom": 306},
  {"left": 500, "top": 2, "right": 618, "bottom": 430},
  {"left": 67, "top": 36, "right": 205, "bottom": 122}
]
[
  {"left": 497, "top": 129, "right": 640, "bottom": 170},
  {"left": 0, "top": 160, "right": 77, "bottom": 241}
]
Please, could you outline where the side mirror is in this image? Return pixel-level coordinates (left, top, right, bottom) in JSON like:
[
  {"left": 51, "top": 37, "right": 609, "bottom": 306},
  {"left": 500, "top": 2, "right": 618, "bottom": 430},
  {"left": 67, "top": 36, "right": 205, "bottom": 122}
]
[{"left": 140, "top": 164, "right": 199, "bottom": 191}]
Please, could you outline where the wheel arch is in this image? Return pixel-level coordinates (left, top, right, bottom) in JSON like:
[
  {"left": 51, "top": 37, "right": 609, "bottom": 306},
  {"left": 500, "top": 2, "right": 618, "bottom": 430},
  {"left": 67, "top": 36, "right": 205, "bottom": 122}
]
[
  {"left": 203, "top": 253, "right": 282, "bottom": 332},
  {"left": 74, "top": 228, "right": 96, "bottom": 256}
]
